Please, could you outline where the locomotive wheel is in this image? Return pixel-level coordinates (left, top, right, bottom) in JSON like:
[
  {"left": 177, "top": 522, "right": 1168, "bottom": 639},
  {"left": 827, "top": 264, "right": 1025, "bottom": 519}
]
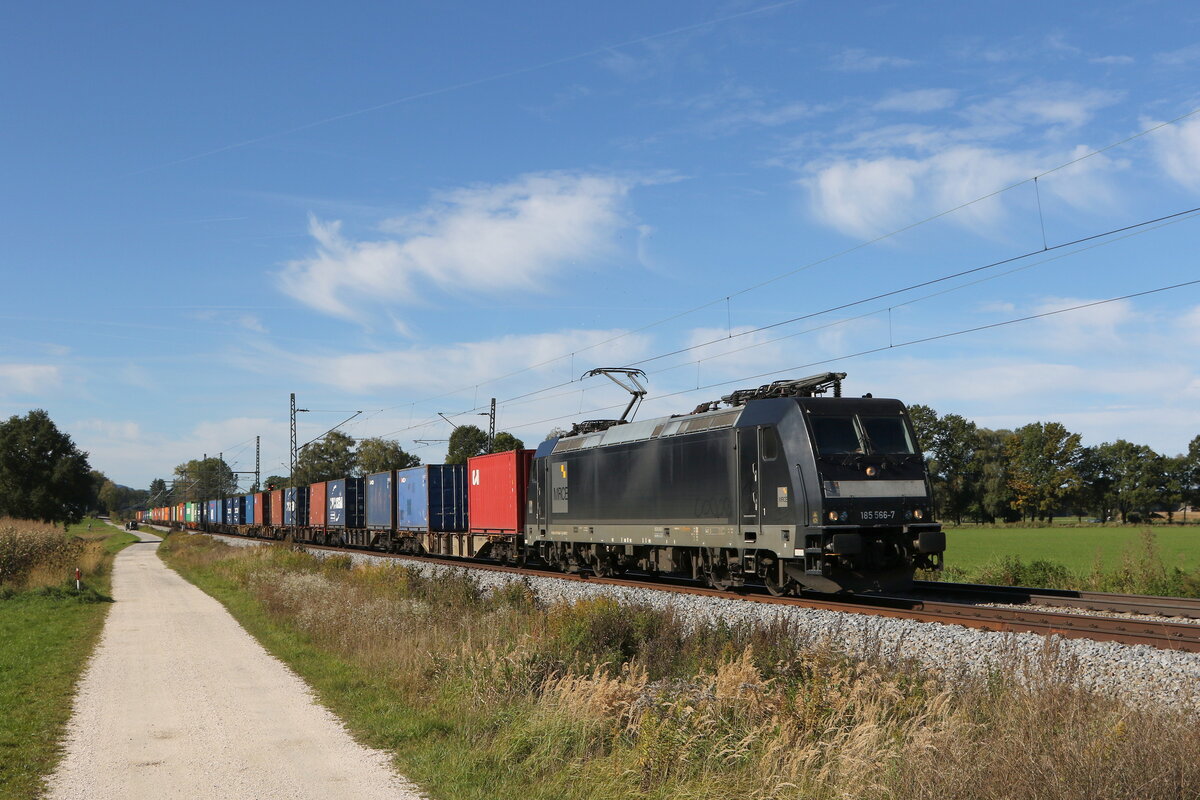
[
  {"left": 701, "top": 550, "right": 733, "bottom": 591},
  {"left": 763, "top": 573, "right": 796, "bottom": 597},
  {"left": 590, "top": 547, "right": 618, "bottom": 578}
]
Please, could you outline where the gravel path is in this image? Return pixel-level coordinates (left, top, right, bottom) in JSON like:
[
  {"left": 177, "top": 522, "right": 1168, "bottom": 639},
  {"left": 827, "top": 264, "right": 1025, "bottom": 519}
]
[{"left": 45, "top": 532, "right": 423, "bottom": 800}]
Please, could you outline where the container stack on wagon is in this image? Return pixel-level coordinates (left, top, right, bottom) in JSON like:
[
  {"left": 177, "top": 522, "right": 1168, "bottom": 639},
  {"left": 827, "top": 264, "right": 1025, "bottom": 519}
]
[{"left": 188, "top": 452, "right": 531, "bottom": 562}]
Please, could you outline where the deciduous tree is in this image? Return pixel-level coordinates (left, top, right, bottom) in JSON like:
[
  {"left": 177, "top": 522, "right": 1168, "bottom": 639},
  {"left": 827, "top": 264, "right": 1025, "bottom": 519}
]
[
  {"left": 1097, "top": 440, "right": 1164, "bottom": 523},
  {"left": 172, "top": 457, "right": 238, "bottom": 501},
  {"left": 293, "top": 431, "right": 357, "bottom": 485},
  {"left": 0, "top": 409, "right": 94, "bottom": 525},
  {"left": 1005, "top": 422, "right": 1082, "bottom": 522},
  {"left": 356, "top": 437, "right": 420, "bottom": 474},
  {"left": 446, "top": 425, "right": 489, "bottom": 465},
  {"left": 490, "top": 432, "right": 525, "bottom": 453}
]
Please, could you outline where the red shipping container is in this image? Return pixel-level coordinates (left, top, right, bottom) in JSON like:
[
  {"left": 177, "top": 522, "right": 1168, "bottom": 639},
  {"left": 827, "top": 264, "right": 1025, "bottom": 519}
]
[
  {"left": 309, "top": 482, "right": 327, "bottom": 527},
  {"left": 467, "top": 450, "right": 533, "bottom": 533},
  {"left": 269, "top": 489, "right": 284, "bottom": 526},
  {"left": 253, "top": 492, "right": 265, "bottom": 525}
]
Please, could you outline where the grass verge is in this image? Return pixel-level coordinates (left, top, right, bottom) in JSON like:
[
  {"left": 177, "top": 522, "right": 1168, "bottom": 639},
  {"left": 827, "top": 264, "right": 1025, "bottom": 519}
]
[
  {"left": 161, "top": 532, "right": 1200, "bottom": 800},
  {"left": 0, "top": 518, "right": 137, "bottom": 800},
  {"left": 933, "top": 528, "right": 1200, "bottom": 596}
]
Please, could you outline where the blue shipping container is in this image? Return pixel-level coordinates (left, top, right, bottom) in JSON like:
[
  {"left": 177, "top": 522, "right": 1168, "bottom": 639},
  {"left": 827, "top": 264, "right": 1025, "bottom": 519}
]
[
  {"left": 243, "top": 494, "right": 256, "bottom": 525},
  {"left": 365, "top": 471, "right": 393, "bottom": 530},
  {"left": 207, "top": 499, "right": 225, "bottom": 525},
  {"left": 224, "top": 496, "right": 244, "bottom": 525},
  {"left": 396, "top": 465, "right": 468, "bottom": 532},
  {"left": 327, "top": 478, "right": 365, "bottom": 528},
  {"left": 284, "top": 487, "right": 309, "bottom": 526}
]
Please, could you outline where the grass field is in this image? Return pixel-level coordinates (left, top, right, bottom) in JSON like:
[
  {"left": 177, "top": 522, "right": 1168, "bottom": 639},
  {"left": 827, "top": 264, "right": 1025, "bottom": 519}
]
[
  {"left": 158, "top": 532, "right": 1200, "bottom": 800},
  {"left": 944, "top": 526, "right": 1200, "bottom": 573},
  {"left": 0, "top": 518, "right": 136, "bottom": 800}
]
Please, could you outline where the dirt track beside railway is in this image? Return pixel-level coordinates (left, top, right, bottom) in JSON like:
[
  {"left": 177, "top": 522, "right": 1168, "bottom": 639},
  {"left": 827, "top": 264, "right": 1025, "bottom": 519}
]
[{"left": 45, "top": 532, "right": 422, "bottom": 799}]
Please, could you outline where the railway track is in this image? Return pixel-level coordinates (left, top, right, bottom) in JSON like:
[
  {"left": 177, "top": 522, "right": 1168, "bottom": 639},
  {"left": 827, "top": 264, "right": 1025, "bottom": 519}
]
[
  {"left": 912, "top": 579, "right": 1200, "bottom": 619},
  {"left": 185, "top": 527, "right": 1200, "bottom": 654}
]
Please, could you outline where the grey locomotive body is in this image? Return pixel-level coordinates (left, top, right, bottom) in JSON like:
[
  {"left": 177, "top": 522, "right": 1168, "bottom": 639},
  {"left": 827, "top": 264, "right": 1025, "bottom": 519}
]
[{"left": 526, "top": 377, "right": 944, "bottom": 593}]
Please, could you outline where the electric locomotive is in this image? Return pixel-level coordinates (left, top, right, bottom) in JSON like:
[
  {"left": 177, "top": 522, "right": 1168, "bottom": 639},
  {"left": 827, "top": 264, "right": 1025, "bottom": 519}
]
[{"left": 526, "top": 371, "right": 944, "bottom": 593}]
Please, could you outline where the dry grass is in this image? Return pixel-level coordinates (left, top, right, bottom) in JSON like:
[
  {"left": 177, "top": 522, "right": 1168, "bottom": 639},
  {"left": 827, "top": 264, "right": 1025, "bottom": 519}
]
[
  {"left": 0, "top": 518, "right": 106, "bottom": 592},
  {"left": 164, "top": 534, "right": 1200, "bottom": 800}
]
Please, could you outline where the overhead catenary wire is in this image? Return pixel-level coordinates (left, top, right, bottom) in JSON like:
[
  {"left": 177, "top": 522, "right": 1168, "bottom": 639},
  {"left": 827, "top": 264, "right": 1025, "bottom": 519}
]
[
  {"left": 370, "top": 200, "right": 1200, "bottom": 436},
  {"left": 367, "top": 107, "right": 1200, "bottom": 430},
  {"left": 372, "top": 275, "right": 1200, "bottom": 441},
  {"left": 481, "top": 278, "right": 1200, "bottom": 437}
]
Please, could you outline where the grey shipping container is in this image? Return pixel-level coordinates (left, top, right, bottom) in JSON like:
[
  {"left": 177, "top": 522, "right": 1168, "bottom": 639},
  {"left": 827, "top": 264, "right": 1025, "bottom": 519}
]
[
  {"left": 284, "top": 487, "right": 309, "bottom": 526},
  {"left": 327, "top": 478, "right": 365, "bottom": 528},
  {"left": 365, "top": 471, "right": 394, "bottom": 530},
  {"left": 396, "top": 464, "right": 468, "bottom": 532}
]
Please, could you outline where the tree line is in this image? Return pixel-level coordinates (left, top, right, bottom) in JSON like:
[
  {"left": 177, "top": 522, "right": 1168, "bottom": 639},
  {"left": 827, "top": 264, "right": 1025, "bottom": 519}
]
[
  {"left": 151, "top": 423, "right": 526, "bottom": 504},
  {"left": 909, "top": 405, "right": 1200, "bottom": 524},
  {"left": 0, "top": 409, "right": 145, "bottom": 525}
]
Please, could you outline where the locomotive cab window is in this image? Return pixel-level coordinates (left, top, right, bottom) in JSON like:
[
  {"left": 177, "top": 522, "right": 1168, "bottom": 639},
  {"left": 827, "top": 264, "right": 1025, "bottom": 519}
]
[
  {"left": 810, "top": 416, "right": 863, "bottom": 455},
  {"left": 760, "top": 427, "right": 780, "bottom": 461},
  {"left": 860, "top": 416, "right": 915, "bottom": 454}
]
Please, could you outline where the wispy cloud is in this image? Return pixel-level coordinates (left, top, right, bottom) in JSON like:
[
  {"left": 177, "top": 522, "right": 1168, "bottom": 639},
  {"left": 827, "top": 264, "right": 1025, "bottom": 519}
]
[
  {"left": 796, "top": 82, "right": 1126, "bottom": 238},
  {"left": 829, "top": 48, "right": 915, "bottom": 73},
  {"left": 964, "top": 83, "right": 1123, "bottom": 131},
  {"left": 0, "top": 364, "right": 61, "bottom": 394},
  {"left": 1147, "top": 116, "right": 1200, "bottom": 189},
  {"left": 1089, "top": 54, "right": 1134, "bottom": 65},
  {"left": 278, "top": 172, "right": 647, "bottom": 318},
  {"left": 1155, "top": 43, "right": 1200, "bottom": 66},
  {"left": 874, "top": 88, "right": 958, "bottom": 113},
  {"left": 257, "top": 328, "right": 653, "bottom": 395}
]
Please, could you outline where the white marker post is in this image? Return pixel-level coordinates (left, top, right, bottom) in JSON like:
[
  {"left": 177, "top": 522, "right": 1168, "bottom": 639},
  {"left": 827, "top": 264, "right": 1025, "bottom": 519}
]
[{"left": 75, "top": 567, "right": 82, "bottom": 594}]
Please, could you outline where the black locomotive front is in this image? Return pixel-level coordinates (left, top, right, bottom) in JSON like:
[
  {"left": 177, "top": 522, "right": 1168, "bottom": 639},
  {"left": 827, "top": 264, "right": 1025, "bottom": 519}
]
[{"left": 786, "top": 397, "right": 944, "bottom": 593}]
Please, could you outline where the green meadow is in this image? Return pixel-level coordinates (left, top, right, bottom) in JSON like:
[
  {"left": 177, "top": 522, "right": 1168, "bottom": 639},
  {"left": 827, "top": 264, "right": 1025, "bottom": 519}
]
[{"left": 943, "top": 525, "right": 1200, "bottom": 575}]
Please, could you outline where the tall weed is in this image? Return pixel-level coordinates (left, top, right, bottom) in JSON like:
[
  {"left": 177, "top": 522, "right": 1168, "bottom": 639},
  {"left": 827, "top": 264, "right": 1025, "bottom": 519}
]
[{"left": 164, "top": 534, "right": 1200, "bottom": 800}]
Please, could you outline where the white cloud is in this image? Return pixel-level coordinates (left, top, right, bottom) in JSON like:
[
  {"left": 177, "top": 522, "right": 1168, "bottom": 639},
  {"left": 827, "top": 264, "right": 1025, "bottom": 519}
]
[
  {"left": 73, "top": 416, "right": 281, "bottom": 489},
  {"left": 965, "top": 84, "right": 1122, "bottom": 131},
  {"left": 1147, "top": 116, "right": 1200, "bottom": 189},
  {"left": 858, "top": 355, "right": 1200, "bottom": 450},
  {"left": 829, "top": 48, "right": 914, "bottom": 73},
  {"left": 1177, "top": 305, "right": 1200, "bottom": 345},
  {"left": 1089, "top": 55, "right": 1134, "bottom": 65},
  {"left": 874, "top": 89, "right": 958, "bottom": 113},
  {"left": 801, "top": 88, "right": 1125, "bottom": 239},
  {"left": 1029, "top": 297, "right": 1136, "bottom": 351},
  {"left": 264, "top": 328, "right": 653, "bottom": 395},
  {"left": 0, "top": 364, "right": 61, "bottom": 394},
  {"left": 277, "top": 172, "right": 642, "bottom": 318},
  {"left": 804, "top": 146, "right": 1035, "bottom": 238}
]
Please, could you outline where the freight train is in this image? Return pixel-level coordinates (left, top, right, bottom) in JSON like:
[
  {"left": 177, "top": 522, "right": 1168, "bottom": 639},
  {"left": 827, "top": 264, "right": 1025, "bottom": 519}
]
[{"left": 147, "top": 372, "right": 945, "bottom": 593}]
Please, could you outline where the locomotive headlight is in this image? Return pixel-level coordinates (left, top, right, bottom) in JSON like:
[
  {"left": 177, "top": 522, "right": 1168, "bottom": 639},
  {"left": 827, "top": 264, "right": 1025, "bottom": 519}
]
[
  {"left": 914, "top": 509, "right": 924, "bottom": 520},
  {"left": 840, "top": 511, "right": 848, "bottom": 521},
  {"left": 828, "top": 511, "right": 838, "bottom": 522},
  {"left": 865, "top": 466, "right": 878, "bottom": 477}
]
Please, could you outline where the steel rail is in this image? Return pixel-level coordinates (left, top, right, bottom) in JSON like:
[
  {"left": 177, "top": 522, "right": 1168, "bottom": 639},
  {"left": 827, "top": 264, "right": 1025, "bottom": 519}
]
[{"left": 913, "top": 580, "right": 1200, "bottom": 620}]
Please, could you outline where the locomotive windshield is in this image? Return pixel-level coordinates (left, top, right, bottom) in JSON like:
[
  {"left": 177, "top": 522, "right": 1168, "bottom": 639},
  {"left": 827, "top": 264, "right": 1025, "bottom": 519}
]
[{"left": 810, "top": 415, "right": 915, "bottom": 455}]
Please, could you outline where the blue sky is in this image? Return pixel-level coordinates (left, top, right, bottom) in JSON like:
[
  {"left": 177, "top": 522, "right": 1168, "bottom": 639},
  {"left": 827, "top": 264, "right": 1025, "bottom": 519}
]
[{"left": 3, "top": 0, "right": 1199, "bottom": 490}]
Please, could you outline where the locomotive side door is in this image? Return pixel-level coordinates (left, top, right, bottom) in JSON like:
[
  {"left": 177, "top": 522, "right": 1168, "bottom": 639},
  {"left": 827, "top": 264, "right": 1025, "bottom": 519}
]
[{"left": 737, "top": 427, "right": 760, "bottom": 541}]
